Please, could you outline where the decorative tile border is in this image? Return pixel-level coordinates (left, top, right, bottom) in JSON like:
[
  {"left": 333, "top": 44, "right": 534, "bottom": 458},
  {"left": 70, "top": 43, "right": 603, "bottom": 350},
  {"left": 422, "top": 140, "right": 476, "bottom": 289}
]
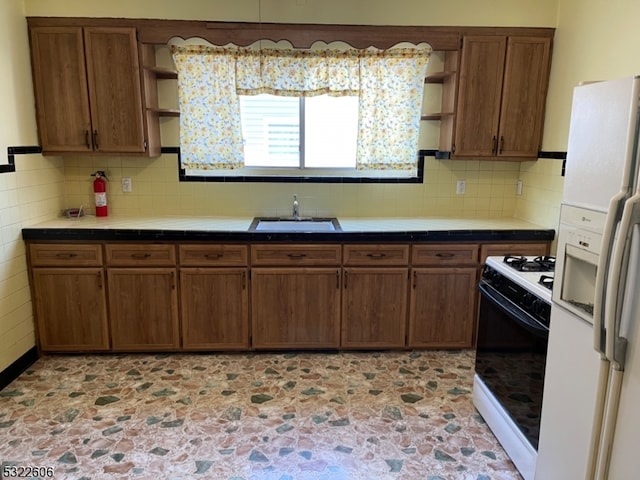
[{"left": 1, "top": 146, "right": 43, "bottom": 174}]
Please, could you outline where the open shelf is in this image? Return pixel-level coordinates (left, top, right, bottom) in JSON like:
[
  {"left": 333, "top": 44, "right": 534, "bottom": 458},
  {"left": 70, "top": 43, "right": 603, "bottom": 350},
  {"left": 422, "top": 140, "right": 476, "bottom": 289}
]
[
  {"left": 424, "top": 71, "right": 456, "bottom": 84},
  {"left": 144, "top": 66, "right": 178, "bottom": 79},
  {"left": 147, "top": 107, "right": 180, "bottom": 117}
]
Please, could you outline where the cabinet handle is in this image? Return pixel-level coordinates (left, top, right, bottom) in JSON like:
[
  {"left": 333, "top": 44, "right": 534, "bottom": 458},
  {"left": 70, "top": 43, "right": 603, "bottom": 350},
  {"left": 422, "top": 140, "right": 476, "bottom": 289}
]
[
  {"left": 336, "top": 270, "right": 340, "bottom": 289},
  {"left": 499, "top": 136, "right": 504, "bottom": 154},
  {"left": 85, "top": 130, "right": 91, "bottom": 148},
  {"left": 344, "top": 270, "right": 348, "bottom": 289},
  {"left": 413, "top": 270, "right": 417, "bottom": 289},
  {"left": 55, "top": 253, "right": 78, "bottom": 259},
  {"left": 287, "top": 253, "right": 307, "bottom": 259},
  {"left": 242, "top": 271, "right": 246, "bottom": 290},
  {"left": 131, "top": 253, "right": 151, "bottom": 259},
  {"left": 366, "top": 253, "right": 387, "bottom": 259},
  {"left": 96, "top": 271, "right": 103, "bottom": 289},
  {"left": 435, "top": 252, "right": 455, "bottom": 258},
  {"left": 170, "top": 271, "right": 175, "bottom": 289},
  {"left": 93, "top": 130, "right": 99, "bottom": 149},
  {"left": 204, "top": 253, "right": 223, "bottom": 259},
  {"left": 492, "top": 136, "right": 497, "bottom": 155}
]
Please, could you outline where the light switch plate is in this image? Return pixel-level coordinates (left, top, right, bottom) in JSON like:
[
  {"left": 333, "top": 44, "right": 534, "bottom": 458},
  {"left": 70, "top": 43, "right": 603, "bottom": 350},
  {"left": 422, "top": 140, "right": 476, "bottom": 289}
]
[{"left": 456, "top": 180, "right": 466, "bottom": 195}]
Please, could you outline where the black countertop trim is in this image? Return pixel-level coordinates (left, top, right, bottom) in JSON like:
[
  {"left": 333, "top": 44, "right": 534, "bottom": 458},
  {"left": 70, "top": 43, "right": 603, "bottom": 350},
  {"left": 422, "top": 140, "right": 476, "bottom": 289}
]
[{"left": 22, "top": 227, "right": 555, "bottom": 243}]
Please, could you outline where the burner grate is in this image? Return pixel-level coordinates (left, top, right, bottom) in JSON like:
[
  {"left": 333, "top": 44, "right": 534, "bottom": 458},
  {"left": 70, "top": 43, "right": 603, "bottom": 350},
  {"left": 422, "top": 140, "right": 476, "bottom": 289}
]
[
  {"left": 503, "top": 255, "right": 556, "bottom": 272},
  {"left": 539, "top": 274, "right": 554, "bottom": 290}
]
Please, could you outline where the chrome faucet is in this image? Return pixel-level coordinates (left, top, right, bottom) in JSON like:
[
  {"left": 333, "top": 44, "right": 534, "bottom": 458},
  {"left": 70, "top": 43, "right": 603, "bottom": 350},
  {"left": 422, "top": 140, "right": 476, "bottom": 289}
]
[{"left": 292, "top": 194, "right": 299, "bottom": 220}]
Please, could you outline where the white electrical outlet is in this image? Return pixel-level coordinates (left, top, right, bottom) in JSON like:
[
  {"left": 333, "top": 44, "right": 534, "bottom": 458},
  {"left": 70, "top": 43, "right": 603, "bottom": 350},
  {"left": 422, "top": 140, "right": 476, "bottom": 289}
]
[
  {"left": 516, "top": 180, "right": 523, "bottom": 196},
  {"left": 456, "top": 180, "right": 466, "bottom": 195},
  {"left": 122, "top": 177, "right": 132, "bottom": 193}
]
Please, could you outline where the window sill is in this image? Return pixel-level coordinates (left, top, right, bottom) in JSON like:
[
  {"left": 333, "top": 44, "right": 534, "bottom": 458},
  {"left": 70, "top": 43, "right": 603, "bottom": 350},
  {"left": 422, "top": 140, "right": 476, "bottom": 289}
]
[{"left": 175, "top": 153, "right": 429, "bottom": 184}]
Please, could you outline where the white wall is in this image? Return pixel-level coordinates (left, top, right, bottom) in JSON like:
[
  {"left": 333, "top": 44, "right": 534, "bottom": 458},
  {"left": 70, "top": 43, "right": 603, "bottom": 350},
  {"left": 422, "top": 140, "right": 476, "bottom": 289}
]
[
  {"left": 543, "top": 0, "right": 640, "bottom": 151},
  {"left": 0, "top": 0, "right": 65, "bottom": 372}
]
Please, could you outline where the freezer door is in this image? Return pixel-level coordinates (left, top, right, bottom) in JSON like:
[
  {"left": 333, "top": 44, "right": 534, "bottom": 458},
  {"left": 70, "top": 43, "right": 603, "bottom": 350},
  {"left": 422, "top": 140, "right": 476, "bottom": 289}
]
[
  {"left": 599, "top": 223, "right": 640, "bottom": 479},
  {"left": 562, "top": 76, "right": 640, "bottom": 212},
  {"left": 535, "top": 305, "right": 601, "bottom": 480}
]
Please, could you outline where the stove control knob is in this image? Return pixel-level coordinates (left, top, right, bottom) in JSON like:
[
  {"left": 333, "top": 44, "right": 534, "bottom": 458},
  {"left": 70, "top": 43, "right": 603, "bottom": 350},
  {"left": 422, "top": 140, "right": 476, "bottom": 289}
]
[
  {"left": 532, "top": 299, "right": 545, "bottom": 316},
  {"left": 490, "top": 272, "right": 503, "bottom": 287},
  {"left": 522, "top": 293, "right": 535, "bottom": 309}
]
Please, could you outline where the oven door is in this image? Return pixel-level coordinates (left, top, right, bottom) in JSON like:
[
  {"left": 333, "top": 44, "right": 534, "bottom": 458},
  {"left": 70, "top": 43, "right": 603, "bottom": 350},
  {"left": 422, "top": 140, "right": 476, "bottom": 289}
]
[{"left": 475, "top": 280, "right": 549, "bottom": 449}]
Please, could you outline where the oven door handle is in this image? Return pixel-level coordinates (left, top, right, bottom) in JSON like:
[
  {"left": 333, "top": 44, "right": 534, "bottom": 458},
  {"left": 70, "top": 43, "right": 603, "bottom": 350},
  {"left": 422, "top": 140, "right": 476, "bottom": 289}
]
[{"left": 479, "top": 281, "right": 549, "bottom": 337}]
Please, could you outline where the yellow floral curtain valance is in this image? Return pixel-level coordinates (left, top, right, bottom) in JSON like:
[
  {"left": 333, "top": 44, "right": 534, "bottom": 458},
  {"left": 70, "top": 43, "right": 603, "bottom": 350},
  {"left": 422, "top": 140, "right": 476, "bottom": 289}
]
[{"left": 171, "top": 44, "right": 431, "bottom": 171}]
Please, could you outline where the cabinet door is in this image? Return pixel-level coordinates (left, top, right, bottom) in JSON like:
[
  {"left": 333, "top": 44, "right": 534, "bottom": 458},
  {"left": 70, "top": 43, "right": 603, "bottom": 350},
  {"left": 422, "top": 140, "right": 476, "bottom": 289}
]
[
  {"left": 84, "top": 27, "right": 146, "bottom": 153},
  {"left": 497, "top": 37, "right": 552, "bottom": 158},
  {"left": 108, "top": 268, "right": 179, "bottom": 351},
  {"left": 251, "top": 268, "right": 341, "bottom": 349},
  {"left": 180, "top": 268, "right": 249, "bottom": 350},
  {"left": 29, "top": 26, "right": 92, "bottom": 153},
  {"left": 341, "top": 268, "right": 408, "bottom": 348},
  {"left": 32, "top": 268, "right": 109, "bottom": 351},
  {"left": 409, "top": 267, "right": 477, "bottom": 348},
  {"left": 454, "top": 36, "right": 506, "bottom": 157}
]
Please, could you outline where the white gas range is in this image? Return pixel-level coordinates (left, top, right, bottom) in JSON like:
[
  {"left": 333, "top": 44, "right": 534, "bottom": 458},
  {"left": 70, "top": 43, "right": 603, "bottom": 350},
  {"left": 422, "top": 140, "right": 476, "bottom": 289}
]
[
  {"left": 473, "top": 255, "right": 555, "bottom": 480},
  {"left": 485, "top": 255, "right": 555, "bottom": 306}
]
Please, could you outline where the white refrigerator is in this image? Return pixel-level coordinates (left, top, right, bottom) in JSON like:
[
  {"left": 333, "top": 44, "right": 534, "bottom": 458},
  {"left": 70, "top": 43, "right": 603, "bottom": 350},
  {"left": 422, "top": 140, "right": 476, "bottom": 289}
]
[{"left": 536, "top": 75, "right": 640, "bottom": 479}]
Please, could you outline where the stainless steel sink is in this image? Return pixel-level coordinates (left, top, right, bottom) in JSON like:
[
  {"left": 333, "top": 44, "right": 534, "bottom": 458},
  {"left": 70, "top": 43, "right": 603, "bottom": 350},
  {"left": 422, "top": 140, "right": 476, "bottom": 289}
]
[{"left": 249, "top": 217, "right": 341, "bottom": 232}]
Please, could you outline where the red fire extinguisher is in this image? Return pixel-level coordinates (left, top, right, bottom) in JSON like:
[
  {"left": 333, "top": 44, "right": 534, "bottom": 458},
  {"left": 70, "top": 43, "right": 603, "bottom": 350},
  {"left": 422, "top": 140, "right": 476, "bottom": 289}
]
[{"left": 91, "top": 171, "right": 108, "bottom": 217}]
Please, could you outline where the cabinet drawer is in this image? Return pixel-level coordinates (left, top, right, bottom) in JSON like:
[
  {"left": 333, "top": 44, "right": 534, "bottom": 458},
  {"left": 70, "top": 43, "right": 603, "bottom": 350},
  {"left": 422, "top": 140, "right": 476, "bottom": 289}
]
[
  {"left": 29, "top": 243, "right": 103, "bottom": 266},
  {"left": 411, "top": 244, "right": 479, "bottom": 266},
  {"left": 479, "top": 242, "right": 549, "bottom": 264},
  {"left": 105, "top": 244, "right": 176, "bottom": 266},
  {"left": 251, "top": 244, "right": 341, "bottom": 266},
  {"left": 343, "top": 244, "right": 409, "bottom": 266},
  {"left": 179, "top": 245, "right": 248, "bottom": 266}
]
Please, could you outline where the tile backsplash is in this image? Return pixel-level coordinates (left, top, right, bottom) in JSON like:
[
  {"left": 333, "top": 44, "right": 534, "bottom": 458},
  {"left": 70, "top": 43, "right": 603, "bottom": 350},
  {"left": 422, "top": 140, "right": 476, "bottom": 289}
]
[
  {"left": 62, "top": 155, "right": 536, "bottom": 220},
  {"left": 0, "top": 155, "right": 65, "bottom": 371}
]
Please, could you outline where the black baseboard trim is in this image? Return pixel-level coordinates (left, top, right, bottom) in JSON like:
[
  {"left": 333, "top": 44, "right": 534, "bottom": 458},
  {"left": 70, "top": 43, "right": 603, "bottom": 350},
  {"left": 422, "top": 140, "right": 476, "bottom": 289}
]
[{"left": 0, "top": 346, "right": 39, "bottom": 391}]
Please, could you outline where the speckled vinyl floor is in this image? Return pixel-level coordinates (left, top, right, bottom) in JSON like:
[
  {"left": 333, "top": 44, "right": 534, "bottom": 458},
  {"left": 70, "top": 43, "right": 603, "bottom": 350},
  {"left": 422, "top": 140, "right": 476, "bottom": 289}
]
[{"left": 0, "top": 350, "right": 522, "bottom": 480}]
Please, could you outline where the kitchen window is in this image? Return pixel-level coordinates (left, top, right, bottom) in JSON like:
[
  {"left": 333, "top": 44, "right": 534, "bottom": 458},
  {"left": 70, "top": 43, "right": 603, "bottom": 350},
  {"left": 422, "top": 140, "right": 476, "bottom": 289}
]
[
  {"left": 240, "top": 94, "right": 359, "bottom": 170},
  {"left": 172, "top": 42, "right": 431, "bottom": 182}
]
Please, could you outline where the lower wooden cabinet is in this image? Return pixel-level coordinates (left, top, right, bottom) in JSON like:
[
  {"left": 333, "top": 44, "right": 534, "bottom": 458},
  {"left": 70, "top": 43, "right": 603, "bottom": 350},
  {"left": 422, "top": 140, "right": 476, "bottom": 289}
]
[
  {"left": 32, "top": 268, "right": 109, "bottom": 351},
  {"left": 251, "top": 268, "right": 341, "bottom": 349},
  {"left": 180, "top": 268, "right": 249, "bottom": 350},
  {"left": 408, "top": 267, "right": 477, "bottom": 348},
  {"left": 341, "top": 267, "right": 408, "bottom": 348},
  {"left": 107, "top": 268, "right": 180, "bottom": 351},
  {"left": 27, "top": 239, "right": 552, "bottom": 352}
]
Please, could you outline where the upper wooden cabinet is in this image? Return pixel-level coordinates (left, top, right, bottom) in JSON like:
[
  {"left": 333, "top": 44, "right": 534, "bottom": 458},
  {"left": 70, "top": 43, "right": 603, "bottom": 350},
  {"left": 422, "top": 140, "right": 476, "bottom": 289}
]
[
  {"left": 29, "top": 26, "right": 148, "bottom": 155},
  {"left": 452, "top": 35, "right": 552, "bottom": 159}
]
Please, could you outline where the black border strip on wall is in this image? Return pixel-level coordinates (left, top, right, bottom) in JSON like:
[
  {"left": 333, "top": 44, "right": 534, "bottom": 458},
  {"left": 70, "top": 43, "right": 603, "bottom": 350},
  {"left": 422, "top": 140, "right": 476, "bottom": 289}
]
[
  {"left": 169, "top": 147, "right": 432, "bottom": 184},
  {"left": 163, "top": 147, "right": 569, "bottom": 184},
  {"left": 0, "top": 346, "right": 39, "bottom": 391},
  {"left": 2, "top": 146, "right": 43, "bottom": 174}
]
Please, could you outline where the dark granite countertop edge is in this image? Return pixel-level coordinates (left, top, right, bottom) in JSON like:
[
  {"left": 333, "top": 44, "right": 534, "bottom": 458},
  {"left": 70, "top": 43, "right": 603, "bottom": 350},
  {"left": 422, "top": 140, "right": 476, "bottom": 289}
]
[{"left": 21, "top": 227, "right": 556, "bottom": 243}]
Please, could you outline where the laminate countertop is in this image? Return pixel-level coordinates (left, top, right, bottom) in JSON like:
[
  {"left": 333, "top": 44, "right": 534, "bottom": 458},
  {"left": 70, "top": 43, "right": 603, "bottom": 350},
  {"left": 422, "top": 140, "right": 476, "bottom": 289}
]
[{"left": 21, "top": 215, "right": 555, "bottom": 243}]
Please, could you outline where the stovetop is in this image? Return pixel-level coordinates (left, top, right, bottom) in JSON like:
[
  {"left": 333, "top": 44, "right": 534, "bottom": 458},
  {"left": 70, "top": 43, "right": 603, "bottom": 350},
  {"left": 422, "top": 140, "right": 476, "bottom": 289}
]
[
  {"left": 503, "top": 255, "right": 555, "bottom": 273},
  {"left": 485, "top": 255, "right": 555, "bottom": 304}
]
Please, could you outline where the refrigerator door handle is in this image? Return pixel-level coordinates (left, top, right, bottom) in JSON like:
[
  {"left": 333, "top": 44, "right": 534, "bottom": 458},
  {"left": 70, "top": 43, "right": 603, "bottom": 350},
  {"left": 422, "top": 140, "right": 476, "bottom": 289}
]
[
  {"left": 603, "top": 192, "right": 640, "bottom": 369},
  {"left": 587, "top": 193, "right": 640, "bottom": 480},
  {"left": 593, "top": 192, "right": 628, "bottom": 355}
]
